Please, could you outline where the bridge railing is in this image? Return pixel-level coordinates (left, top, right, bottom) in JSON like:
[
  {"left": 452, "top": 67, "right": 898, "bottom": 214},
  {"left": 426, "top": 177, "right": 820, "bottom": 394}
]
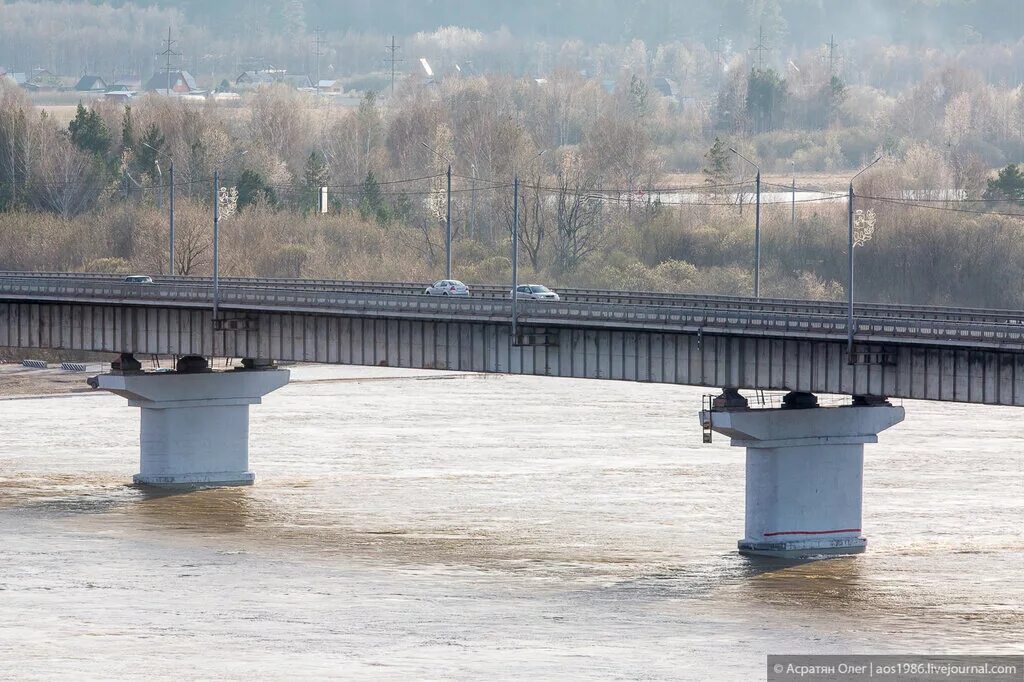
[
  {"left": 4, "top": 270, "right": 1024, "bottom": 327},
  {"left": 3, "top": 275, "right": 1024, "bottom": 350}
]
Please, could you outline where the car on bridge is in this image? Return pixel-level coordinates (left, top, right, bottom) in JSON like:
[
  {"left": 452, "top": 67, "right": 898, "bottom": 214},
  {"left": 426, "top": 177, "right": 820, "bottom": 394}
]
[
  {"left": 123, "top": 275, "right": 154, "bottom": 284},
  {"left": 511, "top": 284, "right": 560, "bottom": 301},
  {"left": 425, "top": 279, "right": 470, "bottom": 296}
]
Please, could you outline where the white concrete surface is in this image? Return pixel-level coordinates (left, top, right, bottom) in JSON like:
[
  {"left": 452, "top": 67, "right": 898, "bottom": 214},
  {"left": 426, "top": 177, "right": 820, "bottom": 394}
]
[
  {"left": 98, "top": 369, "right": 289, "bottom": 486},
  {"left": 702, "top": 404, "right": 905, "bottom": 557}
]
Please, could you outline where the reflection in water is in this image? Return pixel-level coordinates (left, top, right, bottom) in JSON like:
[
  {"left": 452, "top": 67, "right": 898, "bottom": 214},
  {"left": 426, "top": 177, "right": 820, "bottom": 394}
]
[{"left": 0, "top": 365, "right": 1021, "bottom": 679}]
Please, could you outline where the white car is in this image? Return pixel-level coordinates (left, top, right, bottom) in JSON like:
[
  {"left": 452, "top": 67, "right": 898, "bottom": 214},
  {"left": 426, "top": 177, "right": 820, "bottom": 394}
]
[
  {"left": 425, "top": 279, "right": 470, "bottom": 296},
  {"left": 123, "top": 275, "right": 154, "bottom": 284},
  {"left": 511, "top": 284, "right": 560, "bottom": 301}
]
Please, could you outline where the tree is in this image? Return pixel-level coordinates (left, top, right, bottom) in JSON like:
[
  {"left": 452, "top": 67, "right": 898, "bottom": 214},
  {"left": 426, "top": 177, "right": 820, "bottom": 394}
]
[
  {"left": 31, "top": 134, "right": 100, "bottom": 220},
  {"left": 807, "top": 75, "right": 847, "bottom": 129},
  {"left": 554, "top": 149, "right": 603, "bottom": 272},
  {"left": 746, "top": 68, "right": 788, "bottom": 133},
  {"left": 983, "top": 164, "right": 1024, "bottom": 204},
  {"left": 134, "top": 123, "right": 165, "bottom": 182},
  {"left": 237, "top": 169, "right": 275, "bottom": 210},
  {"left": 358, "top": 170, "right": 388, "bottom": 225},
  {"left": 68, "top": 103, "right": 110, "bottom": 159},
  {"left": 702, "top": 137, "right": 732, "bottom": 187},
  {"left": 120, "top": 105, "right": 134, "bottom": 153},
  {"left": 302, "top": 150, "right": 329, "bottom": 211}
]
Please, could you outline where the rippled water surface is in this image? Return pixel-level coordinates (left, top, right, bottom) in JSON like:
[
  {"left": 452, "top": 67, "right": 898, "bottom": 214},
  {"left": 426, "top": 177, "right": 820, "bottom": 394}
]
[{"left": 0, "top": 365, "right": 1021, "bottom": 680}]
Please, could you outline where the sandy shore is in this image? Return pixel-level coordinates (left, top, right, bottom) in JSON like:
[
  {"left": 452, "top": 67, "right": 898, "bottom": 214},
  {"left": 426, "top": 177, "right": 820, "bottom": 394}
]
[{"left": 0, "top": 356, "right": 204, "bottom": 398}]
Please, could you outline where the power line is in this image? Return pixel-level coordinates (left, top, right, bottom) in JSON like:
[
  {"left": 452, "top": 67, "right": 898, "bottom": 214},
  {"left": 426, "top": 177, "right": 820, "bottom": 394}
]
[{"left": 860, "top": 195, "right": 1024, "bottom": 219}]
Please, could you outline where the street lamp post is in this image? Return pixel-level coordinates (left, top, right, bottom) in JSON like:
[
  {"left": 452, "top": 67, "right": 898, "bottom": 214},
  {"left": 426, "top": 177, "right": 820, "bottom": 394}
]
[
  {"left": 143, "top": 142, "right": 174, "bottom": 276},
  {"left": 512, "top": 173, "right": 519, "bottom": 341},
  {"left": 421, "top": 142, "right": 453, "bottom": 280},
  {"left": 470, "top": 162, "right": 477, "bottom": 242},
  {"left": 847, "top": 155, "right": 882, "bottom": 358},
  {"left": 446, "top": 161, "right": 451, "bottom": 279},
  {"left": 213, "top": 150, "right": 248, "bottom": 323},
  {"left": 213, "top": 167, "right": 220, "bottom": 320},
  {"left": 511, "top": 150, "right": 546, "bottom": 343},
  {"left": 791, "top": 161, "right": 796, "bottom": 228},
  {"left": 730, "top": 148, "right": 761, "bottom": 298}
]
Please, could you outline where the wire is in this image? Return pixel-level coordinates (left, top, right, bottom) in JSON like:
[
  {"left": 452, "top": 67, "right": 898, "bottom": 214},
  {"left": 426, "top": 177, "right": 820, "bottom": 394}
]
[{"left": 860, "top": 195, "right": 1024, "bottom": 219}]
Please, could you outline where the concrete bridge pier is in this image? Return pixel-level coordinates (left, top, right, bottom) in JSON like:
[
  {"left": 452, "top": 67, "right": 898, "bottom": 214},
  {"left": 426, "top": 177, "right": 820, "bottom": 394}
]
[
  {"left": 702, "top": 391, "right": 904, "bottom": 558},
  {"left": 97, "top": 355, "right": 289, "bottom": 487}
]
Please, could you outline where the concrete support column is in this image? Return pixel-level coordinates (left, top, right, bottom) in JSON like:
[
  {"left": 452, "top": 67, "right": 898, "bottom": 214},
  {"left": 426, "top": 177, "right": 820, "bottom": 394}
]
[
  {"left": 97, "top": 363, "right": 289, "bottom": 487},
  {"left": 702, "top": 393, "right": 904, "bottom": 557}
]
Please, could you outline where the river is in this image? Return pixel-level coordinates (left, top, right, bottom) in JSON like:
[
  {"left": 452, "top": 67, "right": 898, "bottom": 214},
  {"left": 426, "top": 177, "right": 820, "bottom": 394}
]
[{"left": 0, "top": 365, "right": 1021, "bottom": 680}]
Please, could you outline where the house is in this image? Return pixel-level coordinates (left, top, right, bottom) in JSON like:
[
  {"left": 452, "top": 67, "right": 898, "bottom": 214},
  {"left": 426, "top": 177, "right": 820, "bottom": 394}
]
[
  {"left": 104, "top": 90, "right": 134, "bottom": 103},
  {"left": 111, "top": 74, "right": 142, "bottom": 90},
  {"left": 317, "top": 79, "right": 342, "bottom": 92},
  {"left": 143, "top": 70, "right": 198, "bottom": 94},
  {"left": 235, "top": 69, "right": 286, "bottom": 87},
  {"left": 212, "top": 91, "right": 241, "bottom": 104},
  {"left": 27, "top": 69, "right": 64, "bottom": 91},
  {"left": 2, "top": 72, "right": 27, "bottom": 87},
  {"left": 75, "top": 75, "right": 108, "bottom": 92},
  {"left": 282, "top": 74, "right": 312, "bottom": 89},
  {"left": 651, "top": 76, "right": 679, "bottom": 101}
]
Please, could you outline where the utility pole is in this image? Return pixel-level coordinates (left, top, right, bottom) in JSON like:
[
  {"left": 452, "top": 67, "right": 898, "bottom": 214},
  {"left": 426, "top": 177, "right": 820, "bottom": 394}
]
[
  {"left": 158, "top": 27, "right": 179, "bottom": 96},
  {"left": 470, "top": 163, "right": 477, "bottom": 242},
  {"left": 169, "top": 161, "right": 175, "bottom": 274},
  {"left": 730, "top": 148, "right": 761, "bottom": 299},
  {"left": 212, "top": 151, "right": 247, "bottom": 325},
  {"left": 144, "top": 142, "right": 174, "bottom": 275},
  {"left": 511, "top": 174, "right": 519, "bottom": 342},
  {"left": 213, "top": 168, "right": 220, "bottom": 321},
  {"left": 754, "top": 167, "right": 761, "bottom": 298},
  {"left": 313, "top": 28, "right": 323, "bottom": 99},
  {"left": 847, "top": 156, "right": 881, "bottom": 358},
  {"left": 710, "top": 25, "right": 724, "bottom": 79},
  {"left": 385, "top": 35, "right": 403, "bottom": 96},
  {"left": 445, "top": 162, "right": 452, "bottom": 279},
  {"left": 421, "top": 142, "right": 453, "bottom": 279},
  {"left": 750, "top": 25, "right": 768, "bottom": 70},
  {"left": 791, "top": 162, "right": 796, "bottom": 228},
  {"left": 827, "top": 34, "right": 838, "bottom": 77}
]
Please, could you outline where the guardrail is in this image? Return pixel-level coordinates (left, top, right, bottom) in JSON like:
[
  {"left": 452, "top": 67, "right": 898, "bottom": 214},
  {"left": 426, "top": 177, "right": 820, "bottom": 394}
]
[
  {"left": 3, "top": 270, "right": 1023, "bottom": 326},
  {"left": 3, "top": 276, "right": 1024, "bottom": 350}
]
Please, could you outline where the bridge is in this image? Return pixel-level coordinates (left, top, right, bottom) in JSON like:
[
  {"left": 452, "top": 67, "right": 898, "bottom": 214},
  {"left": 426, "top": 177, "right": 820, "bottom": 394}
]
[{"left": 3, "top": 272, "right": 1022, "bottom": 558}]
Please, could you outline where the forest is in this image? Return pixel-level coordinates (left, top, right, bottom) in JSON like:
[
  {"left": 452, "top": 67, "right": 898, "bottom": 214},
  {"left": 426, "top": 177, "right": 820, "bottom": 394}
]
[{"left": 1, "top": 0, "right": 1024, "bottom": 307}]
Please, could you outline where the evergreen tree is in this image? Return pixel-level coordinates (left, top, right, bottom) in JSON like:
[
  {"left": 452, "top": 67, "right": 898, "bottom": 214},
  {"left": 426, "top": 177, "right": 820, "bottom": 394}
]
[
  {"left": 302, "top": 150, "right": 329, "bottom": 212},
  {"left": 983, "top": 164, "right": 1024, "bottom": 204},
  {"left": 703, "top": 137, "right": 732, "bottom": 187},
  {"left": 134, "top": 124, "right": 165, "bottom": 181},
  {"left": 121, "top": 105, "right": 134, "bottom": 153},
  {"left": 359, "top": 170, "right": 389, "bottom": 225},
  {"left": 746, "top": 68, "right": 788, "bottom": 133},
  {"left": 237, "top": 169, "right": 275, "bottom": 210},
  {"left": 68, "top": 103, "right": 111, "bottom": 158}
]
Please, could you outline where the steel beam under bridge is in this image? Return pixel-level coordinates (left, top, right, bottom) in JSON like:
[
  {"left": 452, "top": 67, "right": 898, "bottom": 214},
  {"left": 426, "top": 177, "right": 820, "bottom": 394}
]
[{"left": 3, "top": 301, "right": 1024, "bottom": 406}]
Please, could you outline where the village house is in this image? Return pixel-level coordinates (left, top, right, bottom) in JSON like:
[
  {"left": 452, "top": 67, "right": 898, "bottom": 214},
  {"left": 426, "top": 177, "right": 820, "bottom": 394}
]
[
  {"left": 74, "top": 75, "right": 108, "bottom": 92},
  {"left": 143, "top": 70, "right": 198, "bottom": 94}
]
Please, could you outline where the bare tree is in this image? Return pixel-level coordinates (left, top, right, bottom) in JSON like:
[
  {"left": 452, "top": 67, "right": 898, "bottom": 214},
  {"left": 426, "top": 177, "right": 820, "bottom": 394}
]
[
  {"left": 554, "top": 149, "right": 603, "bottom": 272},
  {"left": 32, "top": 134, "right": 100, "bottom": 220}
]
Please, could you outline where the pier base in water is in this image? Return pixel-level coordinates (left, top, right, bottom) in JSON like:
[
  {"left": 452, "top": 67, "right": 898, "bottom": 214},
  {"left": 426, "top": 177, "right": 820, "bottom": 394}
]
[
  {"left": 701, "top": 394, "right": 904, "bottom": 558},
  {"left": 98, "top": 361, "right": 289, "bottom": 487}
]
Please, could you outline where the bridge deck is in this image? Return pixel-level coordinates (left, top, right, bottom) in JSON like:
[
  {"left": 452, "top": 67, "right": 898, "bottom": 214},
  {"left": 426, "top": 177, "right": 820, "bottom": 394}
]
[{"left": 2, "top": 274, "right": 1024, "bottom": 406}]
